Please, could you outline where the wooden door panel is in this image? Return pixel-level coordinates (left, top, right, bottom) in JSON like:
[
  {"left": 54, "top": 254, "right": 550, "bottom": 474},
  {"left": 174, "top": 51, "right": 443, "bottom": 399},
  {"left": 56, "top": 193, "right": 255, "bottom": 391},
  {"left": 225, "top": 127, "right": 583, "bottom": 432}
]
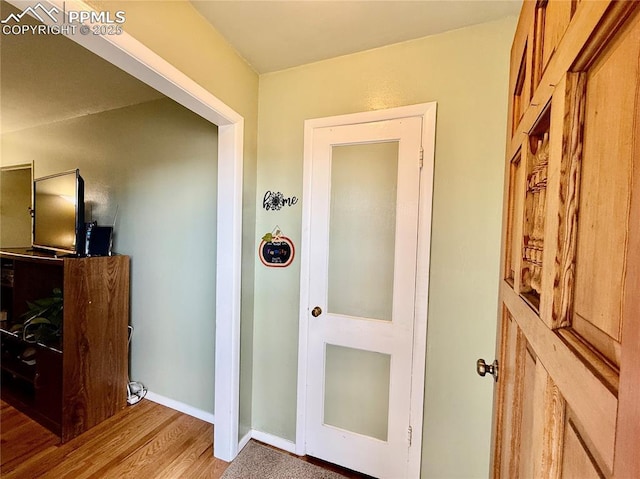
[
  {"left": 494, "top": 310, "right": 535, "bottom": 479},
  {"left": 504, "top": 153, "right": 524, "bottom": 287},
  {"left": 503, "top": 285, "right": 617, "bottom": 473},
  {"left": 520, "top": 112, "right": 550, "bottom": 311},
  {"left": 571, "top": 10, "right": 640, "bottom": 367},
  {"left": 561, "top": 420, "right": 603, "bottom": 479},
  {"left": 509, "top": 2, "right": 536, "bottom": 141},
  {"left": 531, "top": 365, "right": 565, "bottom": 479},
  {"left": 614, "top": 116, "right": 640, "bottom": 478},
  {"left": 496, "top": 292, "right": 617, "bottom": 476},
  {"left": 517, "top": 341, "right": 537, "bottom": 479},
  {"left": 494, "top": 305, "right": 613, "bottom": 478},
  {"left": 537, "top": 0, "right": 574, "bottom": 78},
  {"left": 494, "top": 3, "right": 640, "bottom": 478},
  {"left": 494, "top": 312, "right": 521, "bottom": 479},
  {"left": 512, "top": 47, "right": 530, "bottom": 137}
]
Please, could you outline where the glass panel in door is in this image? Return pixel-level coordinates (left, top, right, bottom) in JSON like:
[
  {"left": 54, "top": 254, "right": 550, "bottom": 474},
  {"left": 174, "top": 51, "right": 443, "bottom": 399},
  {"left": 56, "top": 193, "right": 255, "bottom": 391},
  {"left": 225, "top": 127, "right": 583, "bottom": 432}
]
[
  {"left": 323, "top": 344, "right": 391, "bottom": 441},
  {"left": 327, "top": 142, "right": 399, "bottom": 321}
]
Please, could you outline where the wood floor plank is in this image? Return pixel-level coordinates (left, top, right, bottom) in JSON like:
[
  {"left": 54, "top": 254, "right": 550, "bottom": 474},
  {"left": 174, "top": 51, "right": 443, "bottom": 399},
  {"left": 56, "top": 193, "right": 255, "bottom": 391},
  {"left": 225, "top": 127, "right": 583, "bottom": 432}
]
[
  {"left": 2, "top": 400, "right": 171, "bottom": 479},
  {"left": 88, "top": 415, "right": 212, "bottom": 479},
  {"left": 1, "top": 398, "right": 362, "bottom": 479},
  {"left": 0, "top": 406, "right": 59, "bottom": 474},
  {"left": 39, "top": 404, "right": 183, "bottom": 479},
  {"left": 154, "top": 422, "right": 221, "bottom": 479},
  {"left": 181, "top": 445, "right": 228, "bottom": 479},
  {"left": 0, "top": 399, "right": 224, "bottom": 479},
  {"left": 1, "top": 407, "right": 30, "bottom": 431}
]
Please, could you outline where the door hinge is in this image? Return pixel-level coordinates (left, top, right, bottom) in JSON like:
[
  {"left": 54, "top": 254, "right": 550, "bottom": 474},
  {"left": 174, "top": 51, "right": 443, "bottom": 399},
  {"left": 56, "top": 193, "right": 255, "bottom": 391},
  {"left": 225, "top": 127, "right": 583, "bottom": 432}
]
[
  {"left": 419, "top": 148, "right": 424, "bottom": 169},
  {"left": 408, "top": 425, "right": 413, "bottom": 446}
]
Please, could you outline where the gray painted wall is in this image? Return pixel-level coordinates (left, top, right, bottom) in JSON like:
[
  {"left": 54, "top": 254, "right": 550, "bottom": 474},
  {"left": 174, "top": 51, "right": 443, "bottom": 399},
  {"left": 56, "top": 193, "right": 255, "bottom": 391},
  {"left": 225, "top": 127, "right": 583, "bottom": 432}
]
[{"left": 1, "top": 98, "right": 219, "bottom": 413}]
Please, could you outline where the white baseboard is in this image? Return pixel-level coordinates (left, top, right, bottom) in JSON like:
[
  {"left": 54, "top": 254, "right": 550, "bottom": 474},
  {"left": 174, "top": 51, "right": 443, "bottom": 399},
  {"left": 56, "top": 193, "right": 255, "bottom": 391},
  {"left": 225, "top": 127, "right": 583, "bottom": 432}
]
[
  {"left": 250, "top": 429, "right": 298, "bottom": 455},
  {"left": 136, "top": 396, "right": 297, "bottom": 460},
  {"left": 145, "top": 391, "right": 215, "bottom": 424},
  {"left": 238, "top": 430, "right": 252, "bottom": 451}
]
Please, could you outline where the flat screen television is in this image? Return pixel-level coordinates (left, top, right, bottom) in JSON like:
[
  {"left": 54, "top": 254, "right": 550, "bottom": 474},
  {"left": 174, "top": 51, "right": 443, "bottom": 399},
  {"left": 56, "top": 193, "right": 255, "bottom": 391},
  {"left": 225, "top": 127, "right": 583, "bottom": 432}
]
[{"left": 33, "top": 170, "right": 85, "bottom": 255}]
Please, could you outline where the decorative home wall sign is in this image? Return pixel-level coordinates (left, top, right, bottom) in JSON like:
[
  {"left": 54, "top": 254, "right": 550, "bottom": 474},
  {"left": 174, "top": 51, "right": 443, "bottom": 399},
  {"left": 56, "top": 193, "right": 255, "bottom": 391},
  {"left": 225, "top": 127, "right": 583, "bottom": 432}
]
[
  {"left": 259, "top": 226, "right": 295, "bottom": 267},
  {"left": 263, "top": 191, "right": 299, "bottom": 211}
]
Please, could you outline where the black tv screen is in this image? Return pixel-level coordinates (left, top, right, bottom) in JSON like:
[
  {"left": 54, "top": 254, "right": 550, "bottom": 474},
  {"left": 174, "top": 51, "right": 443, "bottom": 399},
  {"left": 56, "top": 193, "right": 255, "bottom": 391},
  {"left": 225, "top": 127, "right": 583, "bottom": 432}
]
[{"left": 33, "top": 170, "right": 85, "bottom": 254}]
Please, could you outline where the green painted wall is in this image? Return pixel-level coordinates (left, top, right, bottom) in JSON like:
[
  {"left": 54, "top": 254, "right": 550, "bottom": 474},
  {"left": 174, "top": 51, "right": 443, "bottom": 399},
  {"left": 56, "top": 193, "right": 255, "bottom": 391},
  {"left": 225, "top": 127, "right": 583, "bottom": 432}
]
[
  {"left": 91, "top": 0, "right": 260, "bottom": 435},
  {"left": 1, "top": 3, "right": 519, "bottom": 475},
  {"left": 254, "top": 16, "right": 517, "bottom": 478}
]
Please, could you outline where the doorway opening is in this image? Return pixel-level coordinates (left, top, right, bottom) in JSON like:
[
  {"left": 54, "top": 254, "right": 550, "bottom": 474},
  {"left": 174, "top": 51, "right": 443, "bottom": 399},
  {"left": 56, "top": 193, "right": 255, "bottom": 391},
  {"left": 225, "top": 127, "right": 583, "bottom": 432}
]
[{"left": 2, "top": 0, "right": 244, "bottom": 461}]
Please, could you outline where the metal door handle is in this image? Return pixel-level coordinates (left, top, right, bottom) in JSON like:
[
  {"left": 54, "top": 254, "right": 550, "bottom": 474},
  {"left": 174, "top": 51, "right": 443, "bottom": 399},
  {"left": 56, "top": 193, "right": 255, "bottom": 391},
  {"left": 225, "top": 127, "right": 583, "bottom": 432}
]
[
  {"left": 311, "top": 306, "right": 322, "bottom": 317},
  {"left": 477, "top": 358, "right": 499, "bottom": 382}
]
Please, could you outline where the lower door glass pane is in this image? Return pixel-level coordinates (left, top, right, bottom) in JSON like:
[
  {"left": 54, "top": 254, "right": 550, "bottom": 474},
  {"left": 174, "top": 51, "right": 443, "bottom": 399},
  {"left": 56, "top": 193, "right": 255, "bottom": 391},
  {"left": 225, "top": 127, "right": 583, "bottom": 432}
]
[{"left": 324, "top": 344, "right": 391, "bottom": 441}]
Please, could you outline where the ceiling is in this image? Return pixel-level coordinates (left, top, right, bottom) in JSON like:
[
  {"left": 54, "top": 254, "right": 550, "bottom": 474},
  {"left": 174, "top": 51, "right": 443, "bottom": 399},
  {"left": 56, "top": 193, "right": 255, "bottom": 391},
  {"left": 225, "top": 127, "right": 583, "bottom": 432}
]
[
  {"left": 0, "top": 1, "right": 163, "bottom": 134},
  {"left": 0, "top": 1, "right": 522, "bottom": 133},
  {"left": 190, "top": 0, "right": 523, "bottom": 74}
]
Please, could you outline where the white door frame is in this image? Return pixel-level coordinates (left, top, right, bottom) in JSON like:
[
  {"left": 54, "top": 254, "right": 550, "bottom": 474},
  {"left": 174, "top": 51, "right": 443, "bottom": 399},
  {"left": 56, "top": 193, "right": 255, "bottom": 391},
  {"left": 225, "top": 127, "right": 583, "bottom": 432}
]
[
  {"left": 8, "top": 0, "right": 244, "bottom": 462},
  {"left": 296, "top": 102, "right": 436, "bottom": 477}
]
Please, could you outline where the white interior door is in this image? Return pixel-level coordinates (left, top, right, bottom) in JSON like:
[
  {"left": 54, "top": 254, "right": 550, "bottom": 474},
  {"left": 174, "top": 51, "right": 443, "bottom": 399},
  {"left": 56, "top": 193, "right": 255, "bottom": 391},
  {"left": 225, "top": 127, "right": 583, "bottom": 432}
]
[{"left": 304, "top": 116, "right": 423, "bottom": 478}]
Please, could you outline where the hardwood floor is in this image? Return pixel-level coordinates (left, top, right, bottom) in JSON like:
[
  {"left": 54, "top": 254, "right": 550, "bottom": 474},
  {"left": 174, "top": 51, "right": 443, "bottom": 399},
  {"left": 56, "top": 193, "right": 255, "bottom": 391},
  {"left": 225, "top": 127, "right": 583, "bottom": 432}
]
[
  {"left": 1, "top": 399, "right": 371, "bottom": 479},
  {"left": 1, "top": 400, "right": 59, "bottom": 474},
  {"left": 0, "top": 399, "right": 228, "bottom": 478}
]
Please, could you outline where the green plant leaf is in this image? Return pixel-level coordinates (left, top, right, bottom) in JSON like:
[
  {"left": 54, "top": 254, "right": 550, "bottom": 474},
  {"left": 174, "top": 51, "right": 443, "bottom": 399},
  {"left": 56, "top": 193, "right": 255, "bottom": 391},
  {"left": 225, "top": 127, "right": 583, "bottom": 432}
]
[
  {"left": 18, "top": 289, "right": 64, "bottom": 343},
  {"left": 25, "top": 300, "right": 38, "bottom": 310},
  {"left": 25, "top": 317, "right": 52, "bottom": 326},
  {"left": 33, "top": 297, "right": 56, "bottom": 307}
]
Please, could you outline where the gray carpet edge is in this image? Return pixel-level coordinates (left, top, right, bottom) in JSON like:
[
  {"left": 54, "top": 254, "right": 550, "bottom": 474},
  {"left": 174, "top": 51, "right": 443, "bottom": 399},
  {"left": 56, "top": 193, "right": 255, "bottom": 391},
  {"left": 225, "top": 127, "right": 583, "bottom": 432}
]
[{"left": 221, "top": 440, "right": 348, "bottom": 479}]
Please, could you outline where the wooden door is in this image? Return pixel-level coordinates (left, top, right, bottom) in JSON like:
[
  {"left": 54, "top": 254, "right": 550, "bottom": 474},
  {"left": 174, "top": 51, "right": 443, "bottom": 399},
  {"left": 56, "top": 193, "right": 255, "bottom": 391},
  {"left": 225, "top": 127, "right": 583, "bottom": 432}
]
[
  {"left": 303, "top": 117, "right": 423, "bottom": 478},
  {"left": 491, "top": 2, "right": 640, "bottom": 478}
]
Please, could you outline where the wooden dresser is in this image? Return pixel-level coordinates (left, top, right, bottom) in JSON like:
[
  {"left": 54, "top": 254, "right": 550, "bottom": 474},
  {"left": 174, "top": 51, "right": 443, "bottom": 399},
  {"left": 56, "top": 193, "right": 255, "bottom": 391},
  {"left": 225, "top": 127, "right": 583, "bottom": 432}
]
[{"left": 1, "top": 250, "right": 130, "bottom": 442}]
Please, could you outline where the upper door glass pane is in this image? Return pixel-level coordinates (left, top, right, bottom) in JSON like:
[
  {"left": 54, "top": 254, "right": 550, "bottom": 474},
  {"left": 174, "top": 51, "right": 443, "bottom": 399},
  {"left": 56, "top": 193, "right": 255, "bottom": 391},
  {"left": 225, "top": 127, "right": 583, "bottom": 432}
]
[{"left": 327, "top": 142, "right": 398, "bottom": 321}]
